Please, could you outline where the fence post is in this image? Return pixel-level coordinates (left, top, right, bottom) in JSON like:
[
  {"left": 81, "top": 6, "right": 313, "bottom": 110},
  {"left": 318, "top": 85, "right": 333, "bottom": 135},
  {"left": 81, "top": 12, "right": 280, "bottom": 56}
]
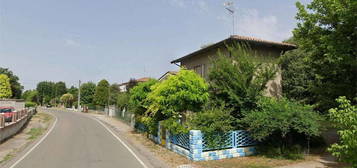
[
  {"left": 0, "top": 114, "right": 4, "bottom": 128},
  {"left": 189, "top": 130, "right": 203, "bottom": 161},
  {"left": 232, "top": 131, "right": 237, "bottom": 148}
]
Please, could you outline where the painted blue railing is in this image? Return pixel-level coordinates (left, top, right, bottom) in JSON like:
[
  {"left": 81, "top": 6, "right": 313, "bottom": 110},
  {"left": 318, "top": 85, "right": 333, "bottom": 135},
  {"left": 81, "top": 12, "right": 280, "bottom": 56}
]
[
  {"left": 202, "top": 130, "right": 256, "bottom": 151},
  {"left": 170, "top": 133, "right": 190, "bottom": 150},
  {"left": 202, "top": 132, "right": 233, "bottom": 151}
]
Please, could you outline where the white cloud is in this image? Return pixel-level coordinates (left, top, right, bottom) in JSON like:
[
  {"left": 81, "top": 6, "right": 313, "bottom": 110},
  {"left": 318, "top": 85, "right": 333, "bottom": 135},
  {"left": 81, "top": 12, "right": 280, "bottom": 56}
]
[
  {"left": 165, "top": 0, "right": 208, "bottom": 12},
  {"left": 64, "top": 39, "right": 81, "bottom": 47},
  {"left": 219, "top": 9, "right": 292, "bottom": 41}
]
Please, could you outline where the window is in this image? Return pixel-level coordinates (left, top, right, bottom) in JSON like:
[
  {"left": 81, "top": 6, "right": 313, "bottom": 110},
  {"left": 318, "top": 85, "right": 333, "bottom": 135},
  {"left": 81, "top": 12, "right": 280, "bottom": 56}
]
[{"left": 193, "top": 64, "right": 205, "bottom": 77}]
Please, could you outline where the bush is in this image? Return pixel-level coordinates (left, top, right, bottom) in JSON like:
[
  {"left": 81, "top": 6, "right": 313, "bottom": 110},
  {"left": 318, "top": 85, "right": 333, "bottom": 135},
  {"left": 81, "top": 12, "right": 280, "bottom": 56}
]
[
  {"left": 129, "top": 79, "right": 158, "bottom": 115},
  {"left": 208, "top": 43, "right": 277, "bottom": 119},
  {"left": 240, "top": 97, "right": 323, "bottom": 156},
  {"left": 146, "top": 69, "right": 209, "bottom": 134},
  {"left": 117, "top": 92, "right": 130, "bottom": 111},
  {"left": 25, "top": 102, "right": 37, "bottom": 108},
  {"left": 188, "top": 106, "right": 236, "bottom": 148},
  {"left": 328, "top": 96, "right": 357, "bottom": 166}
]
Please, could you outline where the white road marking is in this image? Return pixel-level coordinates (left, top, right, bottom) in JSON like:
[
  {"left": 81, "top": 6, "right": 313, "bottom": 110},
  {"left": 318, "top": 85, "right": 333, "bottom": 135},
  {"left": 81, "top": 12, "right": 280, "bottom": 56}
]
[
  {"left": 93, "top": 117, "right": 149, "bottom": 168},
  {"left": 8, "top": 112, "right": 58, "bottom": 168}
]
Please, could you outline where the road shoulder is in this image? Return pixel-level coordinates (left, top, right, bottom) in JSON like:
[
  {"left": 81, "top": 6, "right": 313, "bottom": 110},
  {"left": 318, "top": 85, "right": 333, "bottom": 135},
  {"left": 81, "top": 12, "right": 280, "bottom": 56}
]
[{"left": 0, "top": 109, "right": 55, "bottom": 167}]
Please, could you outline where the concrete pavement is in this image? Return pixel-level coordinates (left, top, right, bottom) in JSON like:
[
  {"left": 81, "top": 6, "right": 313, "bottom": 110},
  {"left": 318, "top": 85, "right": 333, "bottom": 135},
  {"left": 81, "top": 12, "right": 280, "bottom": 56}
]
[{"left": 3, "top": 109, "right": 152, "bottom": 168}]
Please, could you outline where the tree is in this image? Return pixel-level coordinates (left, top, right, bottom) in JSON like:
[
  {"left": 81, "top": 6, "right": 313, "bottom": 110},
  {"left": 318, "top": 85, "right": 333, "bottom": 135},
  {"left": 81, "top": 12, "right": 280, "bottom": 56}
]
[
  {"left": 117, "top": 92, "right": 130, "bottom": 111},
  {"left": 240, "top": 97, "right": 323, "bottom": 156},
  {"left": 294, "top": 0, "right": 357, "bottom": 112},
  {"left": 36, "top": 81, "right": 55, "bottom": 105},
  {"left": 0, "top": 74, "right": 12, "bottom": 98},
  {"left": 109, "top": 83, "right": 121, "bottom": 105},
  {"left": 145, "top": 69, "right": 209, "bottom": 134},
  {"left": 280, "top": 38, "right": 315, "bottom": 104},
  {"left": 67, "top": 86, "right": 78, "bottom": 102},
  {"left": 22, "top": 90, "right": 38, "bottom": 103},
  {"left": 129, "top": 79, "right": 158, "bottom": 115},
  {"left": 328, "top": 96, "right": 357, "bottom": 166},
  {"left": 93, "top": 79, "right": 110, "bottom": 107},
  {"left": 0, "top": 68, "right": 23, "bottom": 99},
  {"left": 60, "top": 93, "right": 74, "bottom": 108},
  {"left": 80, "top": 82, "right": 96, "bottom": 105},
  {"left": 208, "top": 44, "right": 277, "bottom": 119},
  {"left": 126, "top": 78, "right": 138, "bottom": 92},
  {"left": 55, "top": 82, "right": 67, "bottom": 98}
]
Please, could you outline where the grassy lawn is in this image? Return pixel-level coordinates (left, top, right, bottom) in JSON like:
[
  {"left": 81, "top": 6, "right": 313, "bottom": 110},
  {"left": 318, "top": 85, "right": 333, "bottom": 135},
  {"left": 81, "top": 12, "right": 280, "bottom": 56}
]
[{"left": 26, "top": 127, "right": 45, "bottom": 140}]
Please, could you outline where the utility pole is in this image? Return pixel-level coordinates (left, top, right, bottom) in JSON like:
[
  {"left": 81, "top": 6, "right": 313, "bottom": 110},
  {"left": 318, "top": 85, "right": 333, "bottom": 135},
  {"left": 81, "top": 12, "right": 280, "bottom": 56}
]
[{"left": 78, "top": 80, "right": 81, "bottom": 112}]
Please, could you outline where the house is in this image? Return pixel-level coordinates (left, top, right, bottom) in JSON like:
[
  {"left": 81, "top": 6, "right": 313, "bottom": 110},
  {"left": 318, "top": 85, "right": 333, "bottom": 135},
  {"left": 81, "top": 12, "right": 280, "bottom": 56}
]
[
  {"left": 158, "top": 71, "right": 178, "bottom": 81},
  {"left": 118, "top": 77, "right": 151, "bottom": 92},
  {"left": 170, "top": 35, "right": 297, "bottom": 97}
]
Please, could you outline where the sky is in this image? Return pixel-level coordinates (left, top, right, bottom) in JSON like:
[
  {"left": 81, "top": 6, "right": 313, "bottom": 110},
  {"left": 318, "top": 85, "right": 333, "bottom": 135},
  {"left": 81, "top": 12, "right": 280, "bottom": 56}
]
[{"left": 0, "top": 0, "right": 311, "bottom": 90}]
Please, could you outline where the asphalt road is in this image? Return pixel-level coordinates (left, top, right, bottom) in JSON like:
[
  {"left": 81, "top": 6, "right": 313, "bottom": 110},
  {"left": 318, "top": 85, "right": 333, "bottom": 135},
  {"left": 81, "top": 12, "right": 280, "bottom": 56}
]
[{"left": 5, "top": 109, "right": 148, "bottom": 168}]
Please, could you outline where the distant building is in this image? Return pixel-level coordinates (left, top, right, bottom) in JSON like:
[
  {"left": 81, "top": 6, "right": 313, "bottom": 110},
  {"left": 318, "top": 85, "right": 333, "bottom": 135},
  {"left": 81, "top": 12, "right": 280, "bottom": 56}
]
[
  {"left": 170, "top": 35, "right": 297, "bottom": 97},
  {"left": 158, "top": 71, "right": 178, "bottom": 81},
  {"left": 0, "top": 99, "right": 25, "bottom": 111},
  {"left": 118, "top": 77, "right": 152, "bottom": 92}
]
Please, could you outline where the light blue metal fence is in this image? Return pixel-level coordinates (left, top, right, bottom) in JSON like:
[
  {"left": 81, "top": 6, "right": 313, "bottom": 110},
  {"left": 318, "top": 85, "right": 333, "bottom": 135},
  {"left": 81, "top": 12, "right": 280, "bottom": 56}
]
[
  {"left": 169, "top": 133, "right": 190, "bottom": 150},
  {"left": 234, "top": 130, "right": 256, "bottom": 147},
  {"left": 201, "top": 130, "right": 256, "bottom": 151}
]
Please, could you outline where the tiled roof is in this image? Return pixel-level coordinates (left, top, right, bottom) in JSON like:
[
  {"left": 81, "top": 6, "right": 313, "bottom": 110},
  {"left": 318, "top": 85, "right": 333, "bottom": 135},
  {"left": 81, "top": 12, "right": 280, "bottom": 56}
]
[
  {"left": 118, "top": 77, "right": 152, "bottom": 86},
  {"left": 171, "top": 35, "right": 297, "bottom": 63}
]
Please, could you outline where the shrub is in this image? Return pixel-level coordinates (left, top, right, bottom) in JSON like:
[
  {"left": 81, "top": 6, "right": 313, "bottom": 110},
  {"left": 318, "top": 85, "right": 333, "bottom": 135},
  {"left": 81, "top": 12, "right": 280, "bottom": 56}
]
[
  {"left": 209, "top": 43, "right": 277, "bottom": 119},
  {"left": 240, "top": 97, "right": 323, "bottom": 156},
  {"left": 328, "top": 96, "right": 357, "bottom": 166},
  {"left": 117, "top": 92, "right": 130, "bottom": 111},
  {"left": 188, "top": 106, "right": 236, "bottom": 148},
  {"left": 129, "top": 79, "right": 158, "bottom": 115},
  {"left": 25, "top": 102, "right": 37, "bottom": 108},
  {"left": 146, "top": 69, "right": 209, "bottom": 134}
]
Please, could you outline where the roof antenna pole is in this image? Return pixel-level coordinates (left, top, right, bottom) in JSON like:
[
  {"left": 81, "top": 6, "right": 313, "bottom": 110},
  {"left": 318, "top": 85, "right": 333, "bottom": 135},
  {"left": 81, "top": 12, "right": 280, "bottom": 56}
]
[{"left": 224, "top": 1, "right": 235, "bottom": 36}]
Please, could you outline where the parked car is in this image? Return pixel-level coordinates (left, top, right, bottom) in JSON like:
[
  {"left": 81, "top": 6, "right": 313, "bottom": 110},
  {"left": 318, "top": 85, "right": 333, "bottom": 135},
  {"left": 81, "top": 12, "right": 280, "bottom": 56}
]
[
  {"left": 0, "top": 107, "right": 16, "bottom": 122},
  {"left": 46, "top": 104, "right": 52, "bottom": 108}
]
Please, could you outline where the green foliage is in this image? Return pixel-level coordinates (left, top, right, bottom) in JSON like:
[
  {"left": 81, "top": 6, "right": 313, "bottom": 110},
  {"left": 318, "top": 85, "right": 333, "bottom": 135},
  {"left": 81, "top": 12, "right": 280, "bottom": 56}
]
[
  {"left": 0, "top": 67, "right": 23, "bottom": 99},
  {"left": 0, "top": 74, "right": 12, "bottom": 98},
  {"left": 60, "top": 93, "right": 74, "bottom": 107},
  {"left": 280, "top": 38, "right": 314, "bottom": 104},
  {"left": 25, "top": 102, "right": 37, "bottom": 108},
  {"left": 117, "top": 92, "right": 130, "bottom": 110},
  {"left": 208, "top": 44, "right": 277, "bottom": 119},
  {"left": 241, "top": 97, "right": 322, "bottom": 141},
  {"left": 126, "top": 78, "right": 138, "bottom": 92},
  {"left": 80, "top": 82, "right": 96, "bottom": 105},
  {"left": 67, "top": 86, "right": 78, "bottom": 102},
  {"left": 188, "top": 106, "right": 235, "bottom": 148},
  {"left": 22, "top": 90, "right": 38, "bottom": 103},
  {"left": 146, "top": 69, "right": 209, "bottom": 134},
  {"left": 129, "top": 79, "right": 158, "bottom": 115},
  {"left": 55, "top": 81, "right": 67, "bottom": 97},
  {"left": 94, "top": 79, "right": 110, "bottom": 107},
  {"left": 328, "top": 96, "right": 357, "bottom": 166},
  {"left": 109, "top": 83, "right": 121, "bottom": 105},
  {"left": 36, "top": 81, "right": 55, "bottom": 105},
  {"left": 294, "top": 0, "right": 357, "bottom": 112}
]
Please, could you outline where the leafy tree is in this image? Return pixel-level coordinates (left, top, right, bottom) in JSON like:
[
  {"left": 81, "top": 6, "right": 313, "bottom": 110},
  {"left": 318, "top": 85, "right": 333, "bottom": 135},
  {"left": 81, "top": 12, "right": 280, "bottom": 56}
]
[
  {"left": 280, "top": 38, "right": 315, "bottom": 104},
  {"left": 109, "top": 83, "right": 121, "bottom": 105},
  {"left": 60, "top": 93, "right": 74, "bottom": 108},
  {"left": 146, "top": 69, "right": 209, "bottom": 134},
  {"left": 209, "top": 44, "right": 277, "bottom": 119},
  {"left": 55, "top": 81, "right": 67, "bottom": 97},
  {"left": 0, "top": 74, "right": 12, "bottom": 98},
  {"left": 126, "top": 78, "right": 138, "bottom": 92},
  {"left": 67, "top": 86, "right": 78, "bottom": 102},
  {"left": 22, "top": 90, "right": 38, "bottom": 103},
  {"left": 93, "top": 79, "right": 110, "bottom": 107},
  {"left": 80, "top": 82, "right": 96, "bottom": 105},
  {"left": 0, "top": 67, "right": 23, "bottom": 99},
  {"left": 294, "top": 0, "right": 357, "bottom": 112},
  {"left": 117, "top": 92, "right": 130, "bottom": 111},
  {"left": 129, "top": 79, "right": 158, "bottom": 115},
  {"left": 328, "top": 96, "right": 357, "bottom": 166},
  {"left": 36, "top": 81, "right": 55, "bottom": 105},
  {"left": 240, "top": 97, "right": 323, "bottom": 155}
]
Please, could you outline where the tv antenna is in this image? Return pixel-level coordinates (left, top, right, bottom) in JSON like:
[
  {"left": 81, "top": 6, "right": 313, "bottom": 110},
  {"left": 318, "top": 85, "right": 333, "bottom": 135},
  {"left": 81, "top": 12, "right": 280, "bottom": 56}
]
[{"left": 224, "top": 1, "right": 235, "bottom": 35}]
